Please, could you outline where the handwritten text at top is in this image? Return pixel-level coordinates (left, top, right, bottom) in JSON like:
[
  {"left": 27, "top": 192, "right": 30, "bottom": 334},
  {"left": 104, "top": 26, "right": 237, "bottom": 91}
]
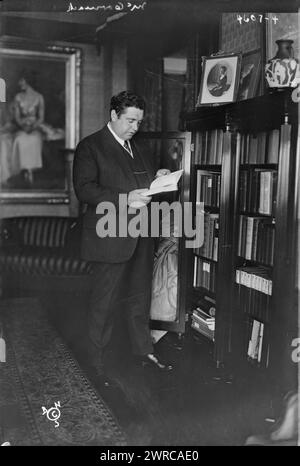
[
  {"left": 237, "top": 14, "right": 279, "bottom": 25},
  {"left": 67, "top": 1, "right": 147, "bottom": 13}
]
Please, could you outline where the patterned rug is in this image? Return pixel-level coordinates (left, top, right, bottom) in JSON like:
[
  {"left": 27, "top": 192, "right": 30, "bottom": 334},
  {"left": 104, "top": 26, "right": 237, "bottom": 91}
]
[{"left": 0, "top": 298, "right": 127, "bottom": 446}]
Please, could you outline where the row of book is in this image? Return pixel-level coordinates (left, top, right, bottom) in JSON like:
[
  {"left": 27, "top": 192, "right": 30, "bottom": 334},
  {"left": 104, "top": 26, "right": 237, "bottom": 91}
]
[
  {"left": 191, "top": 306, "right": 215, "bottom": 341},
  {"left": 247, "top": 319, "right": 265, "bottom": 364},
  {"left": 193, "top": 257, "right": 217, "bottom": 293},
  {"left": 194, "top": 212, "right": 219, "bottom": 261},
  {"left": 236, "top": 266, "right": 272, "bottom": 295},
  {"left": 194, "top": 128, "right": 280, "bottom": 166},
  {"left": 237, "top": 216, "right": 275, "bottom": 266},
  {"left": 239, "top": 170, "right": 277, "bottom": 216},
  {"left": 194, "top": 129, "right": 224, "bottom": 165},
  {"left": 196, "top": 171, "right": 221, "bottom": 208},
  {"left": 240, "top": 129, "right": 280, "bottom": 165},
  {"left": 237, "top": 282, "right": 271, "bottom": 323}
]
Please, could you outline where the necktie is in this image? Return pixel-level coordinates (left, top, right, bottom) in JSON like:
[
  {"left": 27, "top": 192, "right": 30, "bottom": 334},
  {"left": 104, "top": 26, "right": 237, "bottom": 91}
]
[{"left": 123, "top": 140, "right": 132, "bottom": 156}]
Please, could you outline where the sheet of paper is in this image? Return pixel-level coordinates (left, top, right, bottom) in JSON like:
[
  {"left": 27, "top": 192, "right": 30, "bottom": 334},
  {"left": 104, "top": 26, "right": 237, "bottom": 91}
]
[
  {"left": 142, "top": 169, "right": 183, "bottom": 196},
  {"left": 129, "top": 200, "right": 148, "bottom": 209}
]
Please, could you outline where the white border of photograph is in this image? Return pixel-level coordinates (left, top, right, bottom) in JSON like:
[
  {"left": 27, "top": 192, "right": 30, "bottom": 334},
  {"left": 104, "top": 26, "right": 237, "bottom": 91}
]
[{"left": 197, "top": 53, "right": 242, "bottom": 107}]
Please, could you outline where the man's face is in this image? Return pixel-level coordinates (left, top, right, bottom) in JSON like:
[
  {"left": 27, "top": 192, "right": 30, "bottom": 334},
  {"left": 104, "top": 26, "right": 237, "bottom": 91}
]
[{"left": 110, "top": 106, "right": 144, "bottom": 141}]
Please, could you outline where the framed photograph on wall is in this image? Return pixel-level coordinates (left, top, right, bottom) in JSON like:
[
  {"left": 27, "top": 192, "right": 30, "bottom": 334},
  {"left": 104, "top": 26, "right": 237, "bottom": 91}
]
[
  {"left": 237, "top": 49, "right": 262, "bottom": 101},
  {"left": 0, "top": 40, "right": 81, "bottom": 202},
  {"left": 196, "top": 52, "right": 242, "bottom": 106}
]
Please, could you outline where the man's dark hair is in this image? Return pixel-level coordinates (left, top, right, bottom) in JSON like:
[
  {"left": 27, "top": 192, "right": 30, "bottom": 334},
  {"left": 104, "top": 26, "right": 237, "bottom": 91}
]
[{"left": 110, "top": 90, "right": 146, "bottom": 117}]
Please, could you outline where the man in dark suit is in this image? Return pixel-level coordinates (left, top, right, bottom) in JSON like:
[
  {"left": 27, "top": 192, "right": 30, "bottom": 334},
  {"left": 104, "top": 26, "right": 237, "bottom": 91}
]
[{"left": 73, "top": 91, "right": 173, "bottom": 380}]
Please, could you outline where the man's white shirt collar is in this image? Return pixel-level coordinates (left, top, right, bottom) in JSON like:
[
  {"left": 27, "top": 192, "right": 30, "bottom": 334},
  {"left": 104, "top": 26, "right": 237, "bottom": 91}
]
[{"left": 107, "top": 122, "right": 133, "bottom": 157}]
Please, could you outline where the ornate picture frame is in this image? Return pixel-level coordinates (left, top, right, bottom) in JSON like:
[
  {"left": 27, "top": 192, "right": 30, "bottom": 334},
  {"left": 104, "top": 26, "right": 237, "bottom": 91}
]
[
  {"left": 196, "top": 52, "right": 242, "bottom": 107},
  {"left": 0, "top": 40, "right": 81, "bottom": 203}
]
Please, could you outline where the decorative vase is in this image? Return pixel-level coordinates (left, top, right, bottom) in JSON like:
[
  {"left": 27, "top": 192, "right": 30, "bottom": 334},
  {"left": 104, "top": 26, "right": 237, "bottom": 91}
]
[{"left": 265, "top": 39, "right": 300, "bottom": 88}]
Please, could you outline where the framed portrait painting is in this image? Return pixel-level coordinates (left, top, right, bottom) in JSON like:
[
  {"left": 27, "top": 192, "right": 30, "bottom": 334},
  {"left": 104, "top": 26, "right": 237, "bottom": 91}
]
[
  {"left": 237, "top": 49, "right": 262, "bottom": 101},
  {"left": 196, "top": 53, "right": 242, "bottom": 106},
  {"left": 0, "top": 41, "right": 81, "bottom": 202}
]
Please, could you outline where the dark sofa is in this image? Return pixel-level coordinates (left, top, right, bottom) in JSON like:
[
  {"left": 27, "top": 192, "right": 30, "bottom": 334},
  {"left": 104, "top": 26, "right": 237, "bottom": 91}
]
[{"left": 0, "top": 216, "right": 93, "bottom": 348}]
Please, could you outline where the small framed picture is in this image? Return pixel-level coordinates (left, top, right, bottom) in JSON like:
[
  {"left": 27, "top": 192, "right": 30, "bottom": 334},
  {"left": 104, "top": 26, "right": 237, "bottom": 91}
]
[
  {"left": 237, "top": 49, "right": 262, "bottom": 101},
  {"left": 196, "top": 53, "right": 242, "bottom": 106}
]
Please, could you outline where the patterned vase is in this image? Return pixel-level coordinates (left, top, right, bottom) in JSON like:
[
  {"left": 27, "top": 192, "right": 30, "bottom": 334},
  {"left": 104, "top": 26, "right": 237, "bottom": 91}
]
[{"left": 265, "top": 39, "right": 300, "bottom": 88}]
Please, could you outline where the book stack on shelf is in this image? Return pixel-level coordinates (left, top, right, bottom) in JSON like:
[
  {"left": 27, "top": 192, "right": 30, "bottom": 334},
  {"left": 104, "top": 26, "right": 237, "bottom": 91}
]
[
  {"left": 236, "top": 267, "right": 272, "bottom": 295},
  {"left": 239, "top": 170, "right": 277, "bottom": 215},
  {"left": 236, "top": 266, "right": 272, "bottom": 322},
  {"left": 194, "top": 129, "right": 223, "bottom": 164},
  {"left": 193, "top": 257, "right": 217, "bottom": 293},
  {"left": 237, "top": 216, "right": 275, "bottom": 266},
  {"left": 235, "top": 126, "right": 280, "bottom": 368},
  {"left": 191, "top": 297, "right": 216, "bottom": 341},
  {"left": 240, "top": 129, "right": 280, "bottom": 165},
  {"left": 191, "top": 129, "right": 223, "bottom": 340},
  {"left": 194, "top": 212, "right": 219, "bottom": 261},
  {"left": 192, "top": 135, "right": 222, "bottom": 296},
  {"left": 196, "top": 171, "right": 221, "bottom": 207}
]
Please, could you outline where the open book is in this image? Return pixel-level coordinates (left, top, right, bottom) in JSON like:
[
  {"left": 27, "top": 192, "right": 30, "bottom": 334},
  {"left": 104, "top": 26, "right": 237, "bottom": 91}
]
[{"left": 142, "top": 169, "right": 183, "bottom": 196}]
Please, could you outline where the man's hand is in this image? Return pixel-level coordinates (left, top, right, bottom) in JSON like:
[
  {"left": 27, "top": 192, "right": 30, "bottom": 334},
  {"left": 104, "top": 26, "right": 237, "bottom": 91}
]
[
  {"left": 128, "top": 188, "right": 152, "bottom": 207},
  {"left": 155, "top": 168, "right": 171, "bottom": 177}
]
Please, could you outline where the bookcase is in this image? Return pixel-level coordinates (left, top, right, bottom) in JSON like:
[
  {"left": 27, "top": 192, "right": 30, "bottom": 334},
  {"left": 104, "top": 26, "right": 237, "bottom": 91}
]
[
  {"left": 190, "top": 130, "right": 223, "bottom": 342},
  {"left": 184, "top": 89, "right": 298, "bottom": 393}
]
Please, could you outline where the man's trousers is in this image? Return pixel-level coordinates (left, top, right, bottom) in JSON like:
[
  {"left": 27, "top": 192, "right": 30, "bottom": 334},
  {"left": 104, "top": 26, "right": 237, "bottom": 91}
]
[{"left": 88, "top": 237, "right": 155, "bottom": 366}]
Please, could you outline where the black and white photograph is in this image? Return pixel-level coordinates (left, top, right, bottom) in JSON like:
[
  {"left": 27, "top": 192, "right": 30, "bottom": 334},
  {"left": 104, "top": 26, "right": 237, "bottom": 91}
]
[
  {"left": 0, "top": 0, "right": 299, "bottom": 453},
  {"left": 197, "top": 53, "right": 242, "bottom": 106}
]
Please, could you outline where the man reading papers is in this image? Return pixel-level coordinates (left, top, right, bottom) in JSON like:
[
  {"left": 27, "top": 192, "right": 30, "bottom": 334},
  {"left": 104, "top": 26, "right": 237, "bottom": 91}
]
[
  {"left": 129, "top": 169, "right": 183, "bottom": 208},
  {"left": 142, "top": 169, "right": 183, "bottom": 196}
]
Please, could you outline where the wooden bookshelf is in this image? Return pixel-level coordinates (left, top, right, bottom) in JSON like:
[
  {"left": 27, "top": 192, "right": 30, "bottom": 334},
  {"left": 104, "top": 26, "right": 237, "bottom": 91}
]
[
  {"left": 240, "top": 164, "right": 278, "bottom": 170},
  {"left": 195, "top": 164, "right": 222, "bottom": 170},
  {"left": 184, "top": 89, "right": 298, "bottom": 390}
]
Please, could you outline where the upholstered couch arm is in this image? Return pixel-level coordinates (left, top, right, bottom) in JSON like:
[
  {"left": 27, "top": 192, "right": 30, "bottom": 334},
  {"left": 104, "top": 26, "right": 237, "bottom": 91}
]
[
  {"left": 0, "top": 219, "right": 22, "bottom": 250},
  {"left": 0, "top": 216, "right": 92, "bottom": 277}
]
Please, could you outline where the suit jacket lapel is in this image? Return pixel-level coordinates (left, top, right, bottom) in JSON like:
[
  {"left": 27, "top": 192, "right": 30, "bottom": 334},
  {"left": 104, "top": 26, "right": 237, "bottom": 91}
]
[
  {"left": 101, "top": 126, "right": 137, "bottom": 187},
  {"left": 100, "top": 127, "right": 155, "bottom": 188}
]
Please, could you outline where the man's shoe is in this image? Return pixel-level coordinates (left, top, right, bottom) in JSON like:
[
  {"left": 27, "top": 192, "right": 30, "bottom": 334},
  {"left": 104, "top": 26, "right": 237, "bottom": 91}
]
[
  {"left": 140, "top": 353, "right": 173, "bottom": 371},
  {"left": 86, "top": 363, "right": 113, "bottom": 387},
  {"left": 94, "top": 367, "right": 120, "bottom": 388}
]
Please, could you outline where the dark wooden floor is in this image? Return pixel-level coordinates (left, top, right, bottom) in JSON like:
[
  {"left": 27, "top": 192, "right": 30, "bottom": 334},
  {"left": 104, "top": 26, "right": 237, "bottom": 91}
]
[{"left": 70, "top": 320, "right": 276, "bottom": 446}]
